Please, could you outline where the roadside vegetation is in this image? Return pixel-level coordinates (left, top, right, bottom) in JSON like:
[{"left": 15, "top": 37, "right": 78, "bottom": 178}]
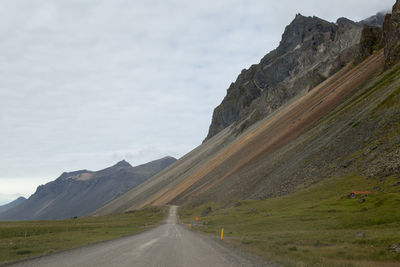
[
  {"left": 179, "top": 174, "right": 400, "bottom": 267},
  {"left": 0, "top": 207, "right": 164, "bottom": 264}
]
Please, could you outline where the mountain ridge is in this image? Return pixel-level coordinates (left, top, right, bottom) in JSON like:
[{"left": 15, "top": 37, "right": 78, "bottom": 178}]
[
  {"left": 0, "top": 197, "right": 26, "bottom": 215},
  {"left": 0, "top": 157, "right": 176, "bottom": 221}
]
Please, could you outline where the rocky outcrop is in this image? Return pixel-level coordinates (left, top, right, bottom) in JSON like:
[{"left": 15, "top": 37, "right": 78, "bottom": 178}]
[
  {"left": 0, "top": 157, "right": 177, "bottom": 220},
  {"left": 384, "top": 0, "right": 400, "bottom": 67},
  {"left": 357, "top": 1, "right": 400, "bottom": 68},
  {"left": 359, "top": 26, "right": 383, "bottom": 59},
  {"left": 206, "top": 15, "right": 364, "bottom": 140}
]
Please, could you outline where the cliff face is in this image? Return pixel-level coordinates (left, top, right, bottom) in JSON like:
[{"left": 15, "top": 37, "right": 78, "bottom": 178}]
[
  {"left": 384, "top": 0, "right": 400, "bottom": 68},
  {"left": 359, "top": 26, "right": 383, "bottom": 59},
  {"left": 205, "top": 14, "right": 386, "bottom": 140},
  {"left": 357, "top": 1, "right": 400, "bottom": 68}
]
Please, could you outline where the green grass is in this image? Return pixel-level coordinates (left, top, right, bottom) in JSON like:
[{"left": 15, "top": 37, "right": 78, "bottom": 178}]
[
  {"left": 348, "top": 121, "right": 361, "bottom": 128},
  {"left": 0, "top": 207, "right": 164, "bottom": 264},
  {"left": 372, "top": 86, "right": 400, "bottom": 112},
  {"left": 179, "top": 175, "right": 400, "bottom": 267}
]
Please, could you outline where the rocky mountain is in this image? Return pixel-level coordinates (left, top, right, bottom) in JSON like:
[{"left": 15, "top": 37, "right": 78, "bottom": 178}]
[
  {"left": 0, "top": 157, "right": 176, "bottom": 220},
  {"left": 0, "top": 197, "right": 26, "bottom": 214},
  {"left": 95, "top": 3, "right": 400, "bottom": 215},
  {"left": 205, "top": 12, "right": 388, "bottom": 141}
]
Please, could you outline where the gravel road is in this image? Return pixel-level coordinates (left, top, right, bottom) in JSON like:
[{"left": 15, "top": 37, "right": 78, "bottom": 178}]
[{"left": 6, "top": 206, "right": 276, "bottom": 267}]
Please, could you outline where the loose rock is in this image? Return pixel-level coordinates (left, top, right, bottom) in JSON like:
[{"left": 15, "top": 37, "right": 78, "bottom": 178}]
[
  {"left": 355, "top": 232, "right": 366, "bottom": 238},
  {"left": 389, "top": 243, "right": 400, "bottom": 253}
]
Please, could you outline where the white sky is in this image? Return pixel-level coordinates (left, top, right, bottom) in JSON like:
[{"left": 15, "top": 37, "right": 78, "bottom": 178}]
[{"left": 0, "top": 0, "right": 394, "bottom": 205}]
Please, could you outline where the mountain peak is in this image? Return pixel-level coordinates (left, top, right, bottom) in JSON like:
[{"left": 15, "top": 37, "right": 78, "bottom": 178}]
[
  {"left": 278, "top": 14, "right": 338, "bottom": 54},
  {"left": 161, "top": 156, "right": 177, "bottom": 161},
  {"left": 336, "top": 17, "right": 357, "bottom": 26},
  {"left": 114, "top": 160, "right": 132, "bottom": 168}
]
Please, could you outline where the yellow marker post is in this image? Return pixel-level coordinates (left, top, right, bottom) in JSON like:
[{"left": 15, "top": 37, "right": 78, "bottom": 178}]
[
  {"left": 189, "top": 224, "right": 191, "bottom": 230},
  {"left": 220, "top": 228, "right": 224, "bottom": 240}
]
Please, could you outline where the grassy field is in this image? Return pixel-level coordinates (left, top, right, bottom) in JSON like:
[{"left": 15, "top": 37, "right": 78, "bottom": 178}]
[
  {"left": 179, "top": 174, "right": 400, "bottom": 267},
  {"left": 0, "top": 207, "right": 164, "bottom": 264}
]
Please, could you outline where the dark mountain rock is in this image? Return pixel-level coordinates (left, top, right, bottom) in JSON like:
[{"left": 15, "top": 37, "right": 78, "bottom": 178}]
[
  {"left": 205, "top": 14, "right": 363, "bottom": 140},
  {"left": 358, "top": 1, "right": 400, "bottom": 68},
  {"left": 0, "top": 157, "right": 177, "bottom": 221},
  {"left": 0, "top": 197, "right": 26, "bottom": 214},
  {"left": 359, "top": 26, "right": 383, "bottom": 59},
  {"left": 384, "top": 0, "right": 400, "bottom": 67}
]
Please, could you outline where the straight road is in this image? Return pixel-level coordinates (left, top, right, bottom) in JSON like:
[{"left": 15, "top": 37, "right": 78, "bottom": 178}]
[{"left": 7, "top": 206, "right": 275, "bottom": 267}]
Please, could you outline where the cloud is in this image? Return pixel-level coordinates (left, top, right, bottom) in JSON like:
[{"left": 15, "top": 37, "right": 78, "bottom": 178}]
[{"left": 0, "top": 0, "right": 394, "bottom": 196}]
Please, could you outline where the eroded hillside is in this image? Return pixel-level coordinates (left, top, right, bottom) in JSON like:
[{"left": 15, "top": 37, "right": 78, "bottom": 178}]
[{"left": 95, "top": 3, "right": 400, "bottom": 215}]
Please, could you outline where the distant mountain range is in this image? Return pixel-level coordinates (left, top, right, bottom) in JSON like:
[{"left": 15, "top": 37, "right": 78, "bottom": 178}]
[
  {"left": 0, "top": 197, "right": 26, "bottom": 215},
  {"left": 0, "top": 157, "right": 176, "bottom": 221}
]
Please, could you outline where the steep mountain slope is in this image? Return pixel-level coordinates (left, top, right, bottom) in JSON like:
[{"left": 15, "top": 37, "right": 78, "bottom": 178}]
[
  {"left": 95, "top": 5, "right": 399, "bottom": 215},
  {"left": 179, "top": 4, "right": 400, "bottom": 265},
  {"left": 94, "top": 51, "right": 382, "bottom": 215},
  {"left": 0, "top": 197, "right": 26, "bottom": 214},
  {"left": 0, "top": 157, "right": 176, "bottom": 220},
  {"left": 179, "top": 2, "right": 400, "bottom": 205},
  {"left": 205, "top": 13, "right": 387, "bottom": 141}
]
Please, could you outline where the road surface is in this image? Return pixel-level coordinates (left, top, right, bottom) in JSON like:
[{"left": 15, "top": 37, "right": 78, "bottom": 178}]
[{"left": 7, "top": 206, "right": 275, "bottom": 267}]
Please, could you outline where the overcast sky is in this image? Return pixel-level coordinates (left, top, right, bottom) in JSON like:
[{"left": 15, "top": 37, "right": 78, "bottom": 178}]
[{"left": 0, "top": 0, "right": 394, "bottom": 204}]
